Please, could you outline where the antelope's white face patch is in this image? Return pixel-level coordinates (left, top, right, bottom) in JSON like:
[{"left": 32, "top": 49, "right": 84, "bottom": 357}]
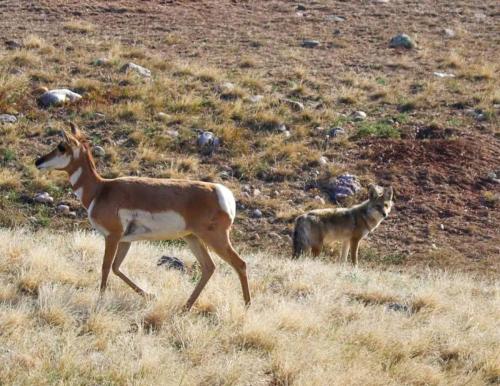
[
  {"left": 119, "top": 209, "right": 188, "bottom": 242},
  {"left": 37, "top": 153, "right": 71, "bottom": 170}
]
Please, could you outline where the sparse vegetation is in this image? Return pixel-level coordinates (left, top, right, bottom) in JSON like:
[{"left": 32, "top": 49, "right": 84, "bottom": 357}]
[{"left": 0, "top": 229, "right": 498, "bottom": 385}]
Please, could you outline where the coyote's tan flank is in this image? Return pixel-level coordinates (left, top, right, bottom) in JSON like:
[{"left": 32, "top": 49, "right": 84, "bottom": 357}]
[
  {"left": 35, "top": 123, "right": 250, "bottom": 310},
  {"left": 293, "top": 184, "right": 393, "bottom": 265}
]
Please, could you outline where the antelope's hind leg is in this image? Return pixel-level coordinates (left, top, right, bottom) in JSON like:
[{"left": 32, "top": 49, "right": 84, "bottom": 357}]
[
  {"left": 184, "top": 235, "right": 215, "bottom": 310},
  {"left": 200, "top": 229, "right": 251, "bottom": 306}
]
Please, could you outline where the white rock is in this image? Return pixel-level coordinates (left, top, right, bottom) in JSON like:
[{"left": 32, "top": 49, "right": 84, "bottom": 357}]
[
  {"left": 433, "top": 72, "right": 455, "bottom": 78},
  {"left": 156, "top": 112, "right": 171, "bottom": 121},
  {"left": 443, "top": 28, "right": 455, "bottom": 38},
  {"left": 0, "top": 114, "right": 17, "bottom": 123},
  {"left": 319, "top": 156, "right": 329, "bottom": 166},
  {"left": 38, "top": 89, "right": 82, "bottom": 108},
  {"left": 252, "top": 189, "right": 261, "bottom": 197},
  {"left": 121, "top": 62, "right": 151, "bottom": 77},
  {"left": 34, "top": 192, "right": 54, "bottom": 204},
  {"left": 247, "top": 95, "right": 264, "bottom": 103},
  {"left": 282, "top": 98, "right": 305, "bottom": 111},
  {"left": 314, "top": 195, "right": 326, "bottom": 205},
  {"left": 351, "top": 111, "right": 367, "bottom": 121}
]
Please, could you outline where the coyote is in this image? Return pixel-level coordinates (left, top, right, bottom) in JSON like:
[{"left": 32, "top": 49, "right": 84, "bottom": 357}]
[{"left": 292, "top": 184, "right": 393, "bottom": 265}]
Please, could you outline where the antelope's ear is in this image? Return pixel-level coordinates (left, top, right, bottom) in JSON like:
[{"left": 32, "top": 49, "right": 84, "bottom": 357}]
[
  {"left": 69, "top": 122, "right": 82, "bottom": 139},
  {"left": 368, "top": 184, "right": 380, "bottom": 200},
  {"left": 61, "top": 129, "right": 80, "bottom": 147},
  {"left": 384, "top": 186, "right": 394, "bottom": 201}
]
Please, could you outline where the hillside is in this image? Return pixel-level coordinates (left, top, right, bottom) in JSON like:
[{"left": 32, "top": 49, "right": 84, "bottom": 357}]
[
  {"left": 0, "top": 0, "right": 499, "bottom": 275},
  {"left": 1, "top": 229, "right": 499, "bottom": 385}
]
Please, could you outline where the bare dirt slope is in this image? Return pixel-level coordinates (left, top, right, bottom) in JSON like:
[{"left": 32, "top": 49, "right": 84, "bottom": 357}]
[{"left": 0, "top": 0, "right": 499, "bottom": 275}]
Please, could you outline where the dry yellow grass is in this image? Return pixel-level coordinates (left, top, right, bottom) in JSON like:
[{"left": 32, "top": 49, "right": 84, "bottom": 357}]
[{"left": 0, "top": 228, "right": 498, "bottom": 385}]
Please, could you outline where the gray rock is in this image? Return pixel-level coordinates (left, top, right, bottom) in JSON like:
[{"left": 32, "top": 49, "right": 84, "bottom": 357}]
[
  {"left": 57, "top": 204, "right": 70, "bottom": 215},
  {"left": 351, "top": 111, "right": 367, "bottom": 121},
  {"left": 197, "top": 131, "right": 220, "bottom": 155},
  {"left": 296, "top": 4, "right": 306, "bottom": 11},
  {"left": 34, "top": 192, "right": 54, "bottom": 204},
  {"left": 251, "top": 209, "right": 263, "bottom": 218},
  {"left": 5, "top": 40, "right": 22, "bottom": 50},
  {"left": 327, "top": 127, "right": 345, "bottom": 137},
  {"left": 433, "top": 72, "right": 455, "bottom": 78},
  {"left": 121, "top": 62, "right": 151, "bottom": 77},
  {"left": 38, "top": 89, "right": 82, "bottom": 108},
  {"left": 93, "top": 146, "right": 106, "bottom": 157},
  {"left": 302, "top": 39, "right": 320, "bottom": 48},
  {"left": 252, "top": 189, "right": 261, "bottom": 197},
  {"left": 166, "top": 130, "right": 179, "bottom": 138},
  {"left": 387, "top": 303, "right": 410, "bottom": 313},
  {"left": 282, "top": 98, "right": 304, "bottom": 111},
  {"left": 325, "top": 174, "right": 361, "bottom": 202},
  {"left": 389, "top": 34, "right": 415, "bottom": 49},
  {"left": 0, "top": 114, "right": 17, "bottom": 123},
  {"left": 94, "top": 58, "right": 110, "bottom": 66},
  {"left": 157, "top": 255, "right": 185, "bottom": 272},
  {"left": 277, "top": 124, "right": 288, "bottom": 133}
]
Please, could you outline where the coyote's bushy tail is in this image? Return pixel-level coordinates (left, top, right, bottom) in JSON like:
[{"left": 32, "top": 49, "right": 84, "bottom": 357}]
[{"left": 292, "top": 215, "right": 310, "bottom": 258}]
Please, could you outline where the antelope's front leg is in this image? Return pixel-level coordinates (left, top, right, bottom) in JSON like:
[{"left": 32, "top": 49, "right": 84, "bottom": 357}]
[{"left": 100, "top": 235, "right": 120, "bottom": 294}]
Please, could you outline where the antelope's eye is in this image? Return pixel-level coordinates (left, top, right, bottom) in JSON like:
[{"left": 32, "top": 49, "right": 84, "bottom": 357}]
[{"left": 57, "top": 144, "right": 66, "bottom": 152}]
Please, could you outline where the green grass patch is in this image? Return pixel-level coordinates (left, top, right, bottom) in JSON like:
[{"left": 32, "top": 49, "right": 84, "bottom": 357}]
[{"left": 353, "top": 121, "right": 401, "bottom": 140}]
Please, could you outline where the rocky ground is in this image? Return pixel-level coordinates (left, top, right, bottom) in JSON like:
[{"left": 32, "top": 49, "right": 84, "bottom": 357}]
[{"left": 0, "top": 0, "right": 498, "bottom": 276}]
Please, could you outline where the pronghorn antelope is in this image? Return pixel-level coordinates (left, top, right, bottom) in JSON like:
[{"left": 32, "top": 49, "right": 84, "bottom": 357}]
[{"left": 35, "top": 123, "right": 250, "bottom": 310}]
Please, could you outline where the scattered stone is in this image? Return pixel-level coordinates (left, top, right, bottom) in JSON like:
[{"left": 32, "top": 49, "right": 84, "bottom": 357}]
[
  {"left": 327, "top": 127, "right": 345, "bottom": 137},
  {"left": 325, "top": 174, "right": 361, "bottom": 202},
  {"left": 94, "top": 113, "right": 106, "bottom": 119},
  {"left": 247, "top": 95, "right": 264, "bottom": 103},
  {"left": 197, "top": 131, "right": 220, "bottom": 155},
  {"left": 0, "top": 114, "right": 17, "bottom": 123},
  {"left": 433, "top": 72, "right": 455, "bottom": 78},
  {"left": 351, "top": 111, "right": 367, "bottom": 121},
  {"left": 218, "top": 82, "right": 235, "bottom": 93},
  {"left": 252, "top": 189, "right": 261, "bottom": 197},
  {"left": 269, "top": 232, "right": 282, "bottom": 240},
  {"left": 57, "top": 204, "right": 70, "bottom": 215},
  {"left": 443, "top": 28, "right": 456, "bottom": 38},
  {"left": 166, "top": 130, "right": 179, "bottom": 138},
  {"left": 487, "top": 172, "right": 500, "bottom": 184},
  {"left": 68, "top": 211, "right": 77, "bottom": 218},
  {"left": 314, "top": 195, "right": 326, "bottom": 205},
  {"left": 282, "top": 98, "right": 304, "bottom": 111},
  {"left": 318, "top": 156, "right": 329, "bottom": 166},
  {"left": 302, "top": 39, "right": 320, "bottom": 48},
  {"left": 251, "top": 209, "right": 263, "bottom": 218},
  {"left": 157, "top": 255, "right": 185, "bottom": 272},
  {"left": 93, "top": 58, "right": 110, "bottom": 66},
  {"left": 5, "top": 40, "right": 22, "bottom": 50},
  {"left": 387, "top": 303, "right": 410, "bottom": 313},
  {"left": 466, "top": 108, "right": 487, "bottom": 122},
  {"left": 440, "top": 224, "right": 445, "bottom": 230},
  {"left": 93, "top": 146, "right": 106, "bottom": 157},
  {"left": 219, "top": 171, "right": 231, "bottom": 180},
  {"left": 120, "top": 62, "right": 151, "bottom": 77},
  {"left": 155, "top": 112, "right": 171, "bottom": 121},
  {"left": 34, "top": 192, "right": 54, "bottom": 204},
  {"left": 283, "top": 130, "right": 291, "bottom": 138},
  {"left": 373, "top": 0, "right": 390, "bottom": 3},
  {"left": 270, "top": 190, "right": 280, "bottom": 198},
  {"left": 389, "top": 33, "right": 415, "bottom": 49},
  {"left": 277, "top": 124, "right": 288, "bottom": 133},
  {"left": 242, "top": 184, "right": 252, "bottom": 193},
  {"left": 37, "top": 88, "right": 82, "bottom": 108},
  {"left": 326, "top": 15, "right": 345, "bottom": 22},
  {"left": 296, "top": 4, "right": 306, "bottom": 11}
]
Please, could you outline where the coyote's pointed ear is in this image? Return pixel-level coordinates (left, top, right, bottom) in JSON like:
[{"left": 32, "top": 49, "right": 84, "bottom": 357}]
[
  {"left": 368, "top": 184, "right": 380, "bottom": 200},
  {"left": 384, "top": 186, "right": 394, "bottom": 201}
]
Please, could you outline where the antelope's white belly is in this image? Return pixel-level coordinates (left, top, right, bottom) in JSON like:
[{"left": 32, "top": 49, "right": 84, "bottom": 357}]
[{"left": 119, "top": 209, "right": 189, "bottom": 242}]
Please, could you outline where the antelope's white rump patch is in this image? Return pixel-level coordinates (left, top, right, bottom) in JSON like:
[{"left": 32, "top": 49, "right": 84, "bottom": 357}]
[{"left": 215, "top": 184, "right": 236, "bottom": 221}]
